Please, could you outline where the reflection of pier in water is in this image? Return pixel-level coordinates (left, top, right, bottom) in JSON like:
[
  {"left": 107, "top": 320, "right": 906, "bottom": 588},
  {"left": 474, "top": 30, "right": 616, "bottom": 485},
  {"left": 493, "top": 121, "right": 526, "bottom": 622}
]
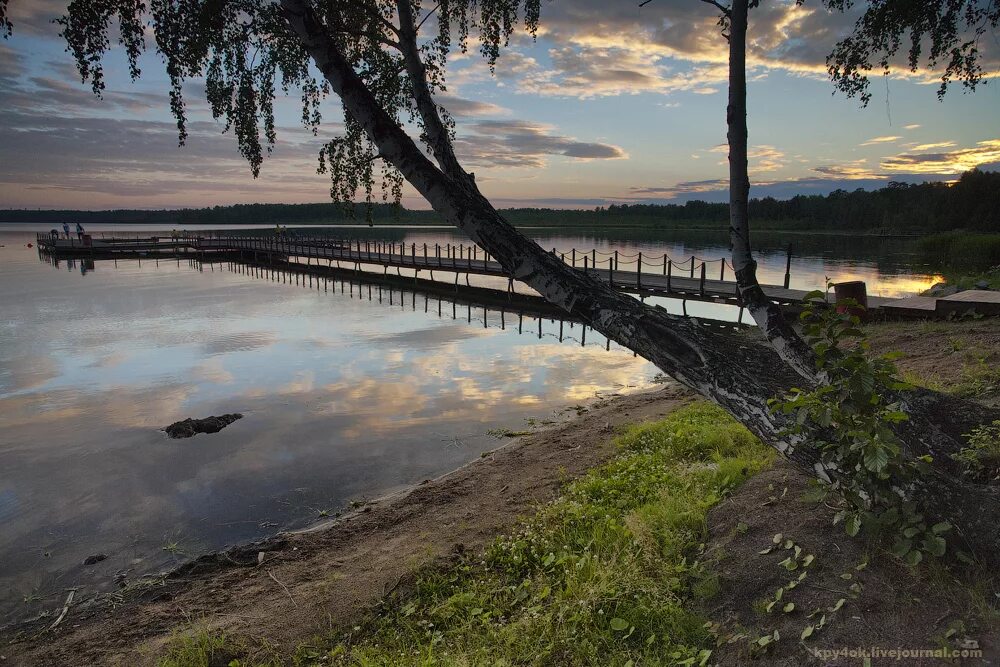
[
  {"left": 209, "top": 255, "right": 750, "bottom": 351},
  {"left": 41, "top": 252, "right": 748, "bottom": 352}
]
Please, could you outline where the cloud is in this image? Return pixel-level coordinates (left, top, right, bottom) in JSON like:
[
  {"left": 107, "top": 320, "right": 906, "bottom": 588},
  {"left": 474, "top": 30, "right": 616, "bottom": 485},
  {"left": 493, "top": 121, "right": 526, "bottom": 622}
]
[
  {"left": 436, "top": 94, "right": 510, "bottom": 118},
  {"left": 811, "top": 159, "right": 880, "bottom": 180},
  {"left": 860, "top": 135, "right": 901, "bottom": 146},
  {"left": 904, "top": 124, "right": 922, "bottom": 130},
  {"left": 908, "top": 141, "right": 957, "bottom": 152},
  {"left": 624, "top": 138, "right": 1000, "bottom": 202},
  {"left": 459, "top": 0, "right": 999, "bottom": 102},
  {"left": 453, "top": 120, "right": 627, "bottom": 169},
  {"left": 3, "top": 0, "right": 66, "bottom": 36},
  {"left": 881, "top": 140, "right": 1000, "bottom": 175},
  {"left": 702, "top": 144, "right": 787, "bottom": 174}
]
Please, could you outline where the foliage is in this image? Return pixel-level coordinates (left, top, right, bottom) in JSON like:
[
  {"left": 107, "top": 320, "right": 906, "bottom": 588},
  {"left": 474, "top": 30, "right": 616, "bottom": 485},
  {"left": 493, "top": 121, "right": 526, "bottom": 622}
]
[
  {"left": 286, "top": 402, "right": 771, "bottom": 666},
  {"left": 43, "top": 0, "right": 541, "bottom": 222},
  {"left": 917, "top": 232, "right": 1000, "bottom": 273},
  {"left": 953, "top": 420, "right": 1000, "bottom": 482},
  {"left": 822, "top": 0, "right": 1000, "bottom": 104},
  {"left": 771, "top": 291, "right": 949, "bottom": 565}
]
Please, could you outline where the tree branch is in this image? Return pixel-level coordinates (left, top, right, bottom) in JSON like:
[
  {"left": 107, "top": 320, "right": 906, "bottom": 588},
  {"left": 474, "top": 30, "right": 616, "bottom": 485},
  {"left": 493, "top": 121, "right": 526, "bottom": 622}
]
[
  {"left": 395, "top": 0, "right": 473, "bottom": 184},
  {"left": 415, "top": 2, "right": 441, "bottom": 33},
  {"left": 700, "top": 0, "right": 732, "bottom": 15}
]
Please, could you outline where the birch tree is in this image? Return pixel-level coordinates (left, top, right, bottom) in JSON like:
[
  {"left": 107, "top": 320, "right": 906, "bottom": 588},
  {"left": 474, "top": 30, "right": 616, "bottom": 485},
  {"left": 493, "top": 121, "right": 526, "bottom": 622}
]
[{"left": 2, "top": 0, "right": 999, "bottom": 561}]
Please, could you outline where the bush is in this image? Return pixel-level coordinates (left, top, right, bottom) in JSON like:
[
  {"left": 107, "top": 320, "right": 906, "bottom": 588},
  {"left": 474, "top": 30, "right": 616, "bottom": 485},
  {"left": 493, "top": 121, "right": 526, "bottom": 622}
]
[{"left": 916, "top": 233, "right": 1000, "bottom": 272}]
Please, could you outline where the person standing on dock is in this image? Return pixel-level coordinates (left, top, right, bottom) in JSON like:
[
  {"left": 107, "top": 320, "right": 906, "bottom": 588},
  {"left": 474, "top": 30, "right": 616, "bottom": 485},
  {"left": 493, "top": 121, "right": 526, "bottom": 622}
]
[
  {"left": 75, "top": 223, "right": 84, "bottom": 240},
  {"left": 62, "top": 222, "right": 70, "bottom": 239}
]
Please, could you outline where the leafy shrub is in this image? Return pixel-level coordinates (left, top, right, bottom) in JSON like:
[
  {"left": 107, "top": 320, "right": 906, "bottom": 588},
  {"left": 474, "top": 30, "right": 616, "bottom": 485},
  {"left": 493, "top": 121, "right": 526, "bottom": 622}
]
[
  {"left": 771, "top": 291, "right": 949, "bottom": 565},
  {"left": 954, "top": 420, "right": 1000, "bottom": 482}
]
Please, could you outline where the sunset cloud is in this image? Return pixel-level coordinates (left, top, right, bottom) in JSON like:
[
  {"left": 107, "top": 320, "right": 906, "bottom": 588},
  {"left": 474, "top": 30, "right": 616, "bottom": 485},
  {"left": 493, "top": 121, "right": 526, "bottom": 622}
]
[
  {"left": 860, "top": 136, "right": 902, "bottom": 146},
  {"left": 881, "top": 140, "right": 1000, "bottom": 175},
  {"left": 454, "top": 120, "right": 628, "bottom": 169}
]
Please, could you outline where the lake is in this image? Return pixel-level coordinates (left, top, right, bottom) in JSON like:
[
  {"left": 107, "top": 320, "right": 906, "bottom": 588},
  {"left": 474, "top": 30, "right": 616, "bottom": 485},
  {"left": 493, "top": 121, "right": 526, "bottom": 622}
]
[{"left": 0, "top": 223, "right": 941, "bottom": 622}]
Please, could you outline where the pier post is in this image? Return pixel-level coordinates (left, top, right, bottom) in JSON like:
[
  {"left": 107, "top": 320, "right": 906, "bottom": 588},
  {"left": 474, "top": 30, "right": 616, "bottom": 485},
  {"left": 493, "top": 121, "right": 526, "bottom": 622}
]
[
  {"left": 690, "top": 256, "right": 695, "bottom": 278},
  {"left": 667, "top": 260, "right": 672, "bottom": 291},
  {"left": 699, "top": 262, "right": 706, "bottom": 295},
  {"left": 637, "top": 253, "right": 642, "bottom": 288},
  {"left": 784, "top": 243, "right": 793, "bottom": 289}
]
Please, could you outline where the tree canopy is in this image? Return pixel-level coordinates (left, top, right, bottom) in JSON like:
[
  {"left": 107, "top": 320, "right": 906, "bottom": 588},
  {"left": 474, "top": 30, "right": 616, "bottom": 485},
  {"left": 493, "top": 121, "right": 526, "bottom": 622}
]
[{"left": 824, "top": 0, "right": 1000, "bottom": 104}]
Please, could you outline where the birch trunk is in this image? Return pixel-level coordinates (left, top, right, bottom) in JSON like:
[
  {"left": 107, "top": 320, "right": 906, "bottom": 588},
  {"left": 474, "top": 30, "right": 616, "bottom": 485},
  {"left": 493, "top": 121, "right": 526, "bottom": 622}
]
[{"left": 726, "top": 0, "right": 818, "bottom": 383}]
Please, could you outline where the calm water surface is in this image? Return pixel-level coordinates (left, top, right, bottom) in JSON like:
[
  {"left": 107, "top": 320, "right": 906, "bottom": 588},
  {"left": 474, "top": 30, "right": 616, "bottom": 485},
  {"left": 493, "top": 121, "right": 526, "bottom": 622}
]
[{"left": 0, "top": 224, "right": 941, "bottom": 621}]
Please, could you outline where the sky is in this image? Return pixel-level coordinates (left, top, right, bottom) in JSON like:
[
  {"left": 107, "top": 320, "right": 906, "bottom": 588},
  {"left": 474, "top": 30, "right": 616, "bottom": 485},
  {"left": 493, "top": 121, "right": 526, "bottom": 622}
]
[{"left": 0, "top": 0, "right": 998, "bottom": 211}]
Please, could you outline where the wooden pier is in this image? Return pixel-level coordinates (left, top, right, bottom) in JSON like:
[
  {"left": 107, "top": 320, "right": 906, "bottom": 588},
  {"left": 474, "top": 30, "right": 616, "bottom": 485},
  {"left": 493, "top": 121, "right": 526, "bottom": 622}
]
[{"left": 36, "top": 231, "right": 841, "bottom": 313}]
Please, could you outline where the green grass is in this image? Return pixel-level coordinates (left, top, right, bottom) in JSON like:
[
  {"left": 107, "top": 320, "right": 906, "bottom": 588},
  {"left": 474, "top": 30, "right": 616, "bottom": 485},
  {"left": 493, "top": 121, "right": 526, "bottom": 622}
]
[
  {"left": 916, "top": 232, "right": 1000, "bottom": 274},
  {"left": 156, "top": 630, "right": 282, "bottom": 667},
  {"left": 281, "top": 402, "right": 773, "bottom": 666}
]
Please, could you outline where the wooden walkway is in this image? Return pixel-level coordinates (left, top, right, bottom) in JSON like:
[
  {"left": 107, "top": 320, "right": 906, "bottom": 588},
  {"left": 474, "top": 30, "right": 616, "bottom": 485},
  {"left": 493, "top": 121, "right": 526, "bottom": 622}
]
[{"left": 37, "top": 233, "right": 842, "bottom": 310}]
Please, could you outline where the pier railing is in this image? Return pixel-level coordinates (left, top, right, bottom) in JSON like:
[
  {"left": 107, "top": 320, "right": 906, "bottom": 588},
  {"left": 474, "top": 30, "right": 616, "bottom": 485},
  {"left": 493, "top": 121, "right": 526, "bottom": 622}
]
[{"left": 35, "top": 232, "right": 796, "bottom": 293}]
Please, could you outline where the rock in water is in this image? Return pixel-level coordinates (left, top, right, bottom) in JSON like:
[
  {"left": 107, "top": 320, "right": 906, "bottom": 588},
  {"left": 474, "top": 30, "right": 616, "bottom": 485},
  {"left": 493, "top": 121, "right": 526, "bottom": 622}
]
[{"left": 164, "top": 413, "right": 243, "bottom": 439}]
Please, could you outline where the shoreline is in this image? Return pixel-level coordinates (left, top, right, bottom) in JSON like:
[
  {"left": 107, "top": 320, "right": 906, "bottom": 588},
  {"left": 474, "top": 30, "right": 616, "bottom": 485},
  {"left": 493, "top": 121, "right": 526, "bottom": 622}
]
[{"left": 1, "top": 385, "right": 692, "bottom": 666}]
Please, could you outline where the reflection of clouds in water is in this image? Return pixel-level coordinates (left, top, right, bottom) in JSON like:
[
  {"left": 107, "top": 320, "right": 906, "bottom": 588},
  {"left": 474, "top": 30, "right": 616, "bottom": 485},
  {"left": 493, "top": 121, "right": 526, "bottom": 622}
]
[
  {"left": 0, "top": 354, "right": 60, "bottom": 394},
  {"left": 86, "top": 351, "right": 130, "bottom": 369},
  {"left": 0, "top": 242, "right": 652, "bottom": 616},
  {"left": 201, "top": 331, "right": 278, "bottom": 355},
  {"left": 370, "top": 323, "right": 493, "bottom": 350},
  {"left": 193, "top": 358, "right": 234, "bottom": 385}
]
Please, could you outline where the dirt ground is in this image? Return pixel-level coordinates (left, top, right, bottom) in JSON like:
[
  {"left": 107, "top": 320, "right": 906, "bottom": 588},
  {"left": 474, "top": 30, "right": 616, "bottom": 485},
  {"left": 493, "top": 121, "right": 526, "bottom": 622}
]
[
  {"left": 700, "top": 463, "right": 999, "bottom": 666},
  {"left": 1, "top": 386, "right": 693, "bottom": 666}
]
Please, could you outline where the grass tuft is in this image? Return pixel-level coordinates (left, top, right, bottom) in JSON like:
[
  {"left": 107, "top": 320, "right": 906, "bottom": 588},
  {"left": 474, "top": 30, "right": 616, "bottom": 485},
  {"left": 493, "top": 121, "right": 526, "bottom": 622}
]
[{"left": 292, "top": 401, "right": 773, "bottom": 666}]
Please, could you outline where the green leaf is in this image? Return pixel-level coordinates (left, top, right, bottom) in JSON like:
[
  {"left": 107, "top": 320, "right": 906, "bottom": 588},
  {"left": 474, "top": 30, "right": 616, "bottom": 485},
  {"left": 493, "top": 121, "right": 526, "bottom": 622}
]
[
  {"left": 862, "top": 445, "right": 889, "bottom": 472},
  {"left": 830, "top": 598, "right": 846, "bottom": 613},
  {"left": 802, "top": 554, "right": 815, "bottom": 567},
  {"left": 931, "top": 522, "right": 952, "bottom": 535},
  {"left": 891, "top": 539, "right": 913, "bottom": 557},
  {"left": 610, "top": 617, "right": 629, "bottom": 631},
  {"left": 902, "top": 526, "right": 920, "bottom": 539},
  {"left": 801, "top": 625, "right": 814, "bottom": 640},
  {"left": 783, "top": 603, "right": 795, "bottom": 613},
  {"left": 772, "top": 533, "right": 783, "bottom": 544},
  {"left": 923, "top": 535, "right": 947, "bottom": 557},
  {"left": 845, "top": 514, "right": 861, "bottom": 537},
  {"left": 904, "top": 550, "right": 923, "bottom": 566}
]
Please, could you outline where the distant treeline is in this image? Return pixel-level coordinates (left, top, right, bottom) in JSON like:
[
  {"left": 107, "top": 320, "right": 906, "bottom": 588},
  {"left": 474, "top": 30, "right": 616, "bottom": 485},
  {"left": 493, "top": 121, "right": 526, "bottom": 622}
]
[
  {"left": 2, "top": 169, "right": 997, "bottom": 233},
  {"left": 509, "top": 169, "right": 999, "bottom": 233},
  {"left": 0, "top": 202, "right": 435, "bottom": 226}
]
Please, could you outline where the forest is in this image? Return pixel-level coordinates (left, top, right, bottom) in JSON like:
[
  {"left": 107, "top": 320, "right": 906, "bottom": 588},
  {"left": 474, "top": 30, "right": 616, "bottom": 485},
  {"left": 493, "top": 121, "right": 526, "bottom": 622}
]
[{"left": 2, "top": 169, "right": 997, "bottom": 233}]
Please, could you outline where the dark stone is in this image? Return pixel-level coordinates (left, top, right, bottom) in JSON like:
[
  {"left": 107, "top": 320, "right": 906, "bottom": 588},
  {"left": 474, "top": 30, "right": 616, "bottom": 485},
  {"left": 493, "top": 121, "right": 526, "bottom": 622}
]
[
  {"left": 974, "top": 280, "right": 991, "bottom": 290},
  {"left": 163, "top": 413, "right": 243, "bottom": 439},
  {"left": 83, "top": 553, "right": 107, "bottom": 566}
]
